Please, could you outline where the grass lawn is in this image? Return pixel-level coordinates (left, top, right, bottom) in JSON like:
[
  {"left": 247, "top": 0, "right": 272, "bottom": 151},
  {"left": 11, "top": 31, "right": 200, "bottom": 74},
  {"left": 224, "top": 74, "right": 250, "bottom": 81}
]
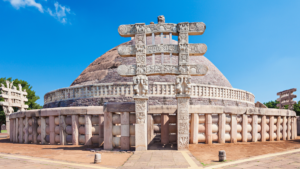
[{"left": 1, "top": 130, "right": 7, "bottom": 133}]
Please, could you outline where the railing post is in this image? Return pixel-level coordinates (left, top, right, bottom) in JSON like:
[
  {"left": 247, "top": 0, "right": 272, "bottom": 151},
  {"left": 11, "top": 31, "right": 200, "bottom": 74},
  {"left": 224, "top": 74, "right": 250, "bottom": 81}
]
[
  {"left": 231, "top": 114, "right": 237, "bottom": 143},
  {"left": 41, "top": 117, "right": 46, "bottom": 144},
  {"left": 219, "top": 113, "right": 225, "bottom": 144},
  {"left": 283, "top": 116, "right": 287, "bottom": 140},
  {"left": 85, "top": 115, "right": 92, "bottom": 145},
  {"left": 104, "top": 112, "right": 113, "bottom": 150},
  {"left": 191, "top": 113, "right": 199, "bottom": 144},
  {"left": 99, "top": 114, "right": 104, "bottom": 147},
  {"left": 261, "top": 115, "right": 266, "bottom": 142},
  {"left": 24, "top": 117, "right": 29, "bottom": 144},
  {"left": 59, "top": 115, "right": 67, "bottom": 145},
  {"left": 270, "top": 116, "right": 274, "bottom": 141},
  {"left": 71, "top": 115, "right": 79, "bottom": 145},
  {"left": 205, "top": 114, "right": 212, "bottom": 144},
  {"left": 287, "top": 117, "right": 291, "bottom": 140},
  {"left": 19, "top": 117, "right": 23, "bottom": 143},
  {"left": 242, "top": 114, "right": 248, "bottom": 142},
  {"left": 49, "top": 116, "right": 55, "bottom": 145},
  {"left": 121, "top": 112, "right": 130, "bottom": 150},
  {"left": 252, "top": 115, "right": 257, "bottom": 142},
  {"left": 277, "top": 116, "right": 281, "bottom": 141},
  {"left": 161, "top": 113, "right": 169, "bottom": 144}
]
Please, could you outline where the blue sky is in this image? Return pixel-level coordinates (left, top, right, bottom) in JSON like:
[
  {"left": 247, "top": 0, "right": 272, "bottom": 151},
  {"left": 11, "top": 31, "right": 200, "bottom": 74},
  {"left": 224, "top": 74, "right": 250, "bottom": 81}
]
[{"left": 0, "top": 0, "right": 299, "bottom": 106}]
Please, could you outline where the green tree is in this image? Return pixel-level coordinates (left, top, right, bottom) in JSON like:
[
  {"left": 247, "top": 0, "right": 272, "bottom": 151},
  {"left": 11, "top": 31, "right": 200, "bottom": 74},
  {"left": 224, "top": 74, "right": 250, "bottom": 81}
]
[
  {"left": 293, "top": 101, "right": 300, "bottom": 116},
  {"left": 0, "top": 78, "right": 42, "bottom": 132},
  {"left": 263, "top": 100, "right": 279, "bottom": 109}
]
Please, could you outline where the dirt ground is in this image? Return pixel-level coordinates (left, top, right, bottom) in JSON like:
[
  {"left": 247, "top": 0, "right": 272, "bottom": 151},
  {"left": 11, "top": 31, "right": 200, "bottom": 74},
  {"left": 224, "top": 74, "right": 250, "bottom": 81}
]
[
  {"left": 0, "top": 138, "right": 132, "bottom": 168},
  {"left": 189, "top": 136, "right": 300, "bottom": 165}
]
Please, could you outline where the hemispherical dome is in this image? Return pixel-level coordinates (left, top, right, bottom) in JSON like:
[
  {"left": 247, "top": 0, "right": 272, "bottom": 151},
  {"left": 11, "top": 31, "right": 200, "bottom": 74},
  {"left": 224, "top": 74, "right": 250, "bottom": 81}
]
[{"left": 71, "top": 37, "right": 232, "bottom": 88}]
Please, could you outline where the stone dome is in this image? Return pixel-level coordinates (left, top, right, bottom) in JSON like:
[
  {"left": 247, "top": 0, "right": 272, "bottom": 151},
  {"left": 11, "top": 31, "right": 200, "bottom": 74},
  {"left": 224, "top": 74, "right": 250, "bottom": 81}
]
[{"left": 71, "top": 36, "right": 232, "bottom": 88}]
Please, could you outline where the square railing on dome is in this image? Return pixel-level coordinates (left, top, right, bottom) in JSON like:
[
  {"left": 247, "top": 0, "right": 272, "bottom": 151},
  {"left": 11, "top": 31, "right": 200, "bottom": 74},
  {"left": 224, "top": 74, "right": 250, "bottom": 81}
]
[{"left": 117, "top": 16, "right": 208, "bottom": 150}]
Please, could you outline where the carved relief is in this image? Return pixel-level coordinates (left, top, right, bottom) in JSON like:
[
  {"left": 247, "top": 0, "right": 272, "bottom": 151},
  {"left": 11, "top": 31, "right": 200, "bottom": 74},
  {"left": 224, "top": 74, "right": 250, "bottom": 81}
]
[
  {"left": 136, "top": 54, "right": 146, "bottom": 65},
  {"left": 135, "top": 45, "right": 146, "bottom": 54},
  {"left": 133, "top": 75, "right": 148, "bottom": 96},
  {"left": 179, "top": 44, "right": 189, "bottom": 53},
  {"left": 135, "top": 24, "right": 145, "bottom": 34},
  {"left": 176, "top": 76, "right": 192, "bottom": 95},
  {"left": 179, "top": 54, "right": 189, "bottom": 65},
  {"left": 189, "top": 44, "right": 207, "bottom": 55},
  {"left": 178, "top": 136, "right": 189, "bottom": 149},
  {"left": 118, "top": 45, "right": 136, "bottom": 56},
  {"left": 178, "top": 23, "right": 189, "bottom": 33},
  {"left": 157, "top": 15, "right": 165, "bottom": 24},
  {"left": 179, "top": 122, "right": 189, "bottom": 134},
  {"left": 135, "top": 34, "right": 145, "bottom": 45},
  {"left": 135, "top": 99, "right": 147, "bottom": 124},
  {"left": 179, "top": 33, "right": 188, "bottom": 44},
  {"left": 179, "top": 65, "right": 190, "bottom": 75},
  {"left": 136, "top": 65, "right": 146, "bottom": 75}
]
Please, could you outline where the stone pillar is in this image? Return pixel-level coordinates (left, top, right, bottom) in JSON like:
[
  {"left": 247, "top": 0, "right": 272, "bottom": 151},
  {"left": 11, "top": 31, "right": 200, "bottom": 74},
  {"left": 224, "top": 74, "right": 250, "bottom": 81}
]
[
  {"left": 104, "top": 112, "right": 113, "bottom": 150},
  {"left": 15, "top": 118, "right": 18, "bottom": 143},
  {"left": 99, "top": 115, "right": 104, "bottom": 147},
  {"left": 277, "top": 116, "right": 281, "bottom": 141},
  {"left": 219, "top": 114, "right": 225, "bottom": 144},
  {"left": 71, "top": 115, "right": 79, "bottom": 145},
  {"left": 59, "top": 115, "right": 67, "bottom": 145},
  {"left": 287, "top": 117, "right": 291, "bottom": 140},
  {"left": 190, "top": 113, "right": 199, "bottom": 144},
  {"left": 147, "top": 114, "right": 154, "bottom": 145},
  {"left": 9, "top": 119, "right": 13, "bottom": 141},
  {"left": 283, "top": 116, "right": 287, "bottom": 141},
  {"left": 252, "top": 115, "right": 258, "bottom": 142},
  {"left": 161, "top": 113, "right": 169, "bottom": 144},
  {"left": 294, "top": 117, "right": 297, "bottom": 139},
  {"left": 6, "top": 116, "right": 10, "bottom": 138},
  {"left": 177, "top": 96, "right": 190, "bottom": 150},
  {"left": 261, "top": 115, "right": 266, "bottom": 142},
  {"left": 205, "top": 114, "right": 212, "bottom": 144},
  {"left": 135, "top": 98, "right": 148, "bottom": 151},
  {"left": 121, "top": 112, "right": 130, "bottom": 150},
  {"left": 270, "top": 116, "right": 274, "bottom": 141},
  {"left": 41, "top": 117, "right": 46, "bottom": 144},
  {"left": 32, "top": 117, "right": 38, "bottom": 144},
  {"left": 85, "top": 115, "right": 92, "bottom": 145},
  {"left": 231, "top": 115, "right": 237, "bottom": 143},
  {"left": 242, "top": 114, "right": 248, "bottom": 142},
  {"left": 19, "top": 118, "right": 23, "bottom": 143},
  {"left": 49, "top": 116, "right": 55, "bottom": 145},
  {"left": 24, "top": 117, "right": 28, "bottom": 144}
]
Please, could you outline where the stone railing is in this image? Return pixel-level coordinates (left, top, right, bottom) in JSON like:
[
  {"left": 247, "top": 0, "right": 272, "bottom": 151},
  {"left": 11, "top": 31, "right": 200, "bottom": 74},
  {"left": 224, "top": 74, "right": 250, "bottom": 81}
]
[
  {"left": 8, "top": 104, "right": 297, "bottom": 150},
  {"left": 44, "top": 83, "right": 255, "bottom": 105},
  {"left": 147, "top": 105, "right": 297, "bottom": 144}
]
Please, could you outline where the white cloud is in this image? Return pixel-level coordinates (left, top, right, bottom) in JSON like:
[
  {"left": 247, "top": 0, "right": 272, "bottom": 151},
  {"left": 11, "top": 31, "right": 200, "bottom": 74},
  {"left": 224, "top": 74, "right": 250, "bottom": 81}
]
[
  {"left": 47, "top": 2, "right": 71, "bottom": 23},
  {"left": 5, "top": 0, "right": 44, "bottom": 13}
]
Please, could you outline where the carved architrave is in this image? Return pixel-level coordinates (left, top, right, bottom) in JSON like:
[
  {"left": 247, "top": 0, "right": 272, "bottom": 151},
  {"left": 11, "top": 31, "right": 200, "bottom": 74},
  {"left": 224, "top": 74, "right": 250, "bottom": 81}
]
[
  {"left": 118, "top": 22, "right": 205, "bottom": 37},
  {"left": 117, "top": 65, "right": 208, "bottom": 77},
  {"left": 178, "top": 22, "right": 189, "bottom": 33}
]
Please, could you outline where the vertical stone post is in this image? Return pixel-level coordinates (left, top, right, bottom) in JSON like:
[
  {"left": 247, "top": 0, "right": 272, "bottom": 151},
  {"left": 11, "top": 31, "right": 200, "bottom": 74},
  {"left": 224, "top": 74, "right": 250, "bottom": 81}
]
[
  {"left": 219, "top": 113, "right": 225, "bottom": 144},
  {"left": 59, "top": 115, "right": 67, "bottom": 145},
  {"left": 294, "top": 117, "right": 297, "bottom": 139},
  {"left": 41, "top": 117, "right": 46, "bottom": 144},
  {"left": 205, "top": 114, "right": 212, "bottom": 144},
  {"left": 15, "top": 118, "right": 18, "bottom": 143},
  {"left": 9, "top": 119, "right": 13, "bottom": 141},
  {"left": 6, "top": 116, "right": 10, "bottom": 138},
  {"left": 287, "top": 116, "right": 291, "bottom": 140},
  {"left": 190, "top": 113, "right": 199, "bottom": 144},
  {"left": 85, "top": 115, "right": 92, "bottom": 145},
  {"left": 252, "top": 115, "right": 258, "bottom": 142},
  {"left": 49, "top": 116, "right": 55, "bottom": 145},
  {"left": 99, "top": 115, "right": 104, "bottom": 146},
  {"left": 261, "top": 116, "right": 266, "bottom": 142},
  {"left": 161, "top": 113, "right": 170, "bottom": 144},
  {"left": 242, "top": 114, "right": 248, "bottom": 142},
  {"left": 177, "top": 96, "right": 190, "bottom": 150},
  {"left": 121, "top": 112, "right": 130, "bottom": 150},
  {"left": 32, "top": 116, "right": 38, "bottom": 144},
  {"left": 104, "top": 112, "right": 113, "bottom": 150},
  {"left": 283, "top": 116, "right": 287, "bottom": 140},
  {"left": 24, "top": 117, "right": 28, "bottom": 144},
  {"left": 147, "top": 114, "right": 154, "bottom": 144},
  {"left": 231, "top": 115, "right": 237, "bottom": 143},
  {"left": 19, "top": 117, "right": 23, "bottom": 143},
  {"left": 277, "top": 116, "right": 281, "bottom": 141},
  {"left": 71, "top": 115, "right": 79, "bottom": 145},
  {"left": 270, "top": 116, "right": 274, "bottom": 141},
  {"left": 135, "top": 98, "right": 148, "bottom": 151}
]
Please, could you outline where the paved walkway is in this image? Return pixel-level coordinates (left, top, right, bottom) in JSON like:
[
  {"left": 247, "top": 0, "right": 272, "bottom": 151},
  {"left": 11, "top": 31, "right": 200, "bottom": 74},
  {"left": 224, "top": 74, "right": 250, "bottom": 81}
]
[{"left": 2, "top": 149, "right": 300, "bottom": 169}]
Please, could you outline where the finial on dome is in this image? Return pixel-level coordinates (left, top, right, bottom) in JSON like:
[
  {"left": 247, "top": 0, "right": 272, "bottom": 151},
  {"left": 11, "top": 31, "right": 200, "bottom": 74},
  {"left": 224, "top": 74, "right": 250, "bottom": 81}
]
[{"left": 157, "top": 15, "right": 165, "bottom": 24}]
